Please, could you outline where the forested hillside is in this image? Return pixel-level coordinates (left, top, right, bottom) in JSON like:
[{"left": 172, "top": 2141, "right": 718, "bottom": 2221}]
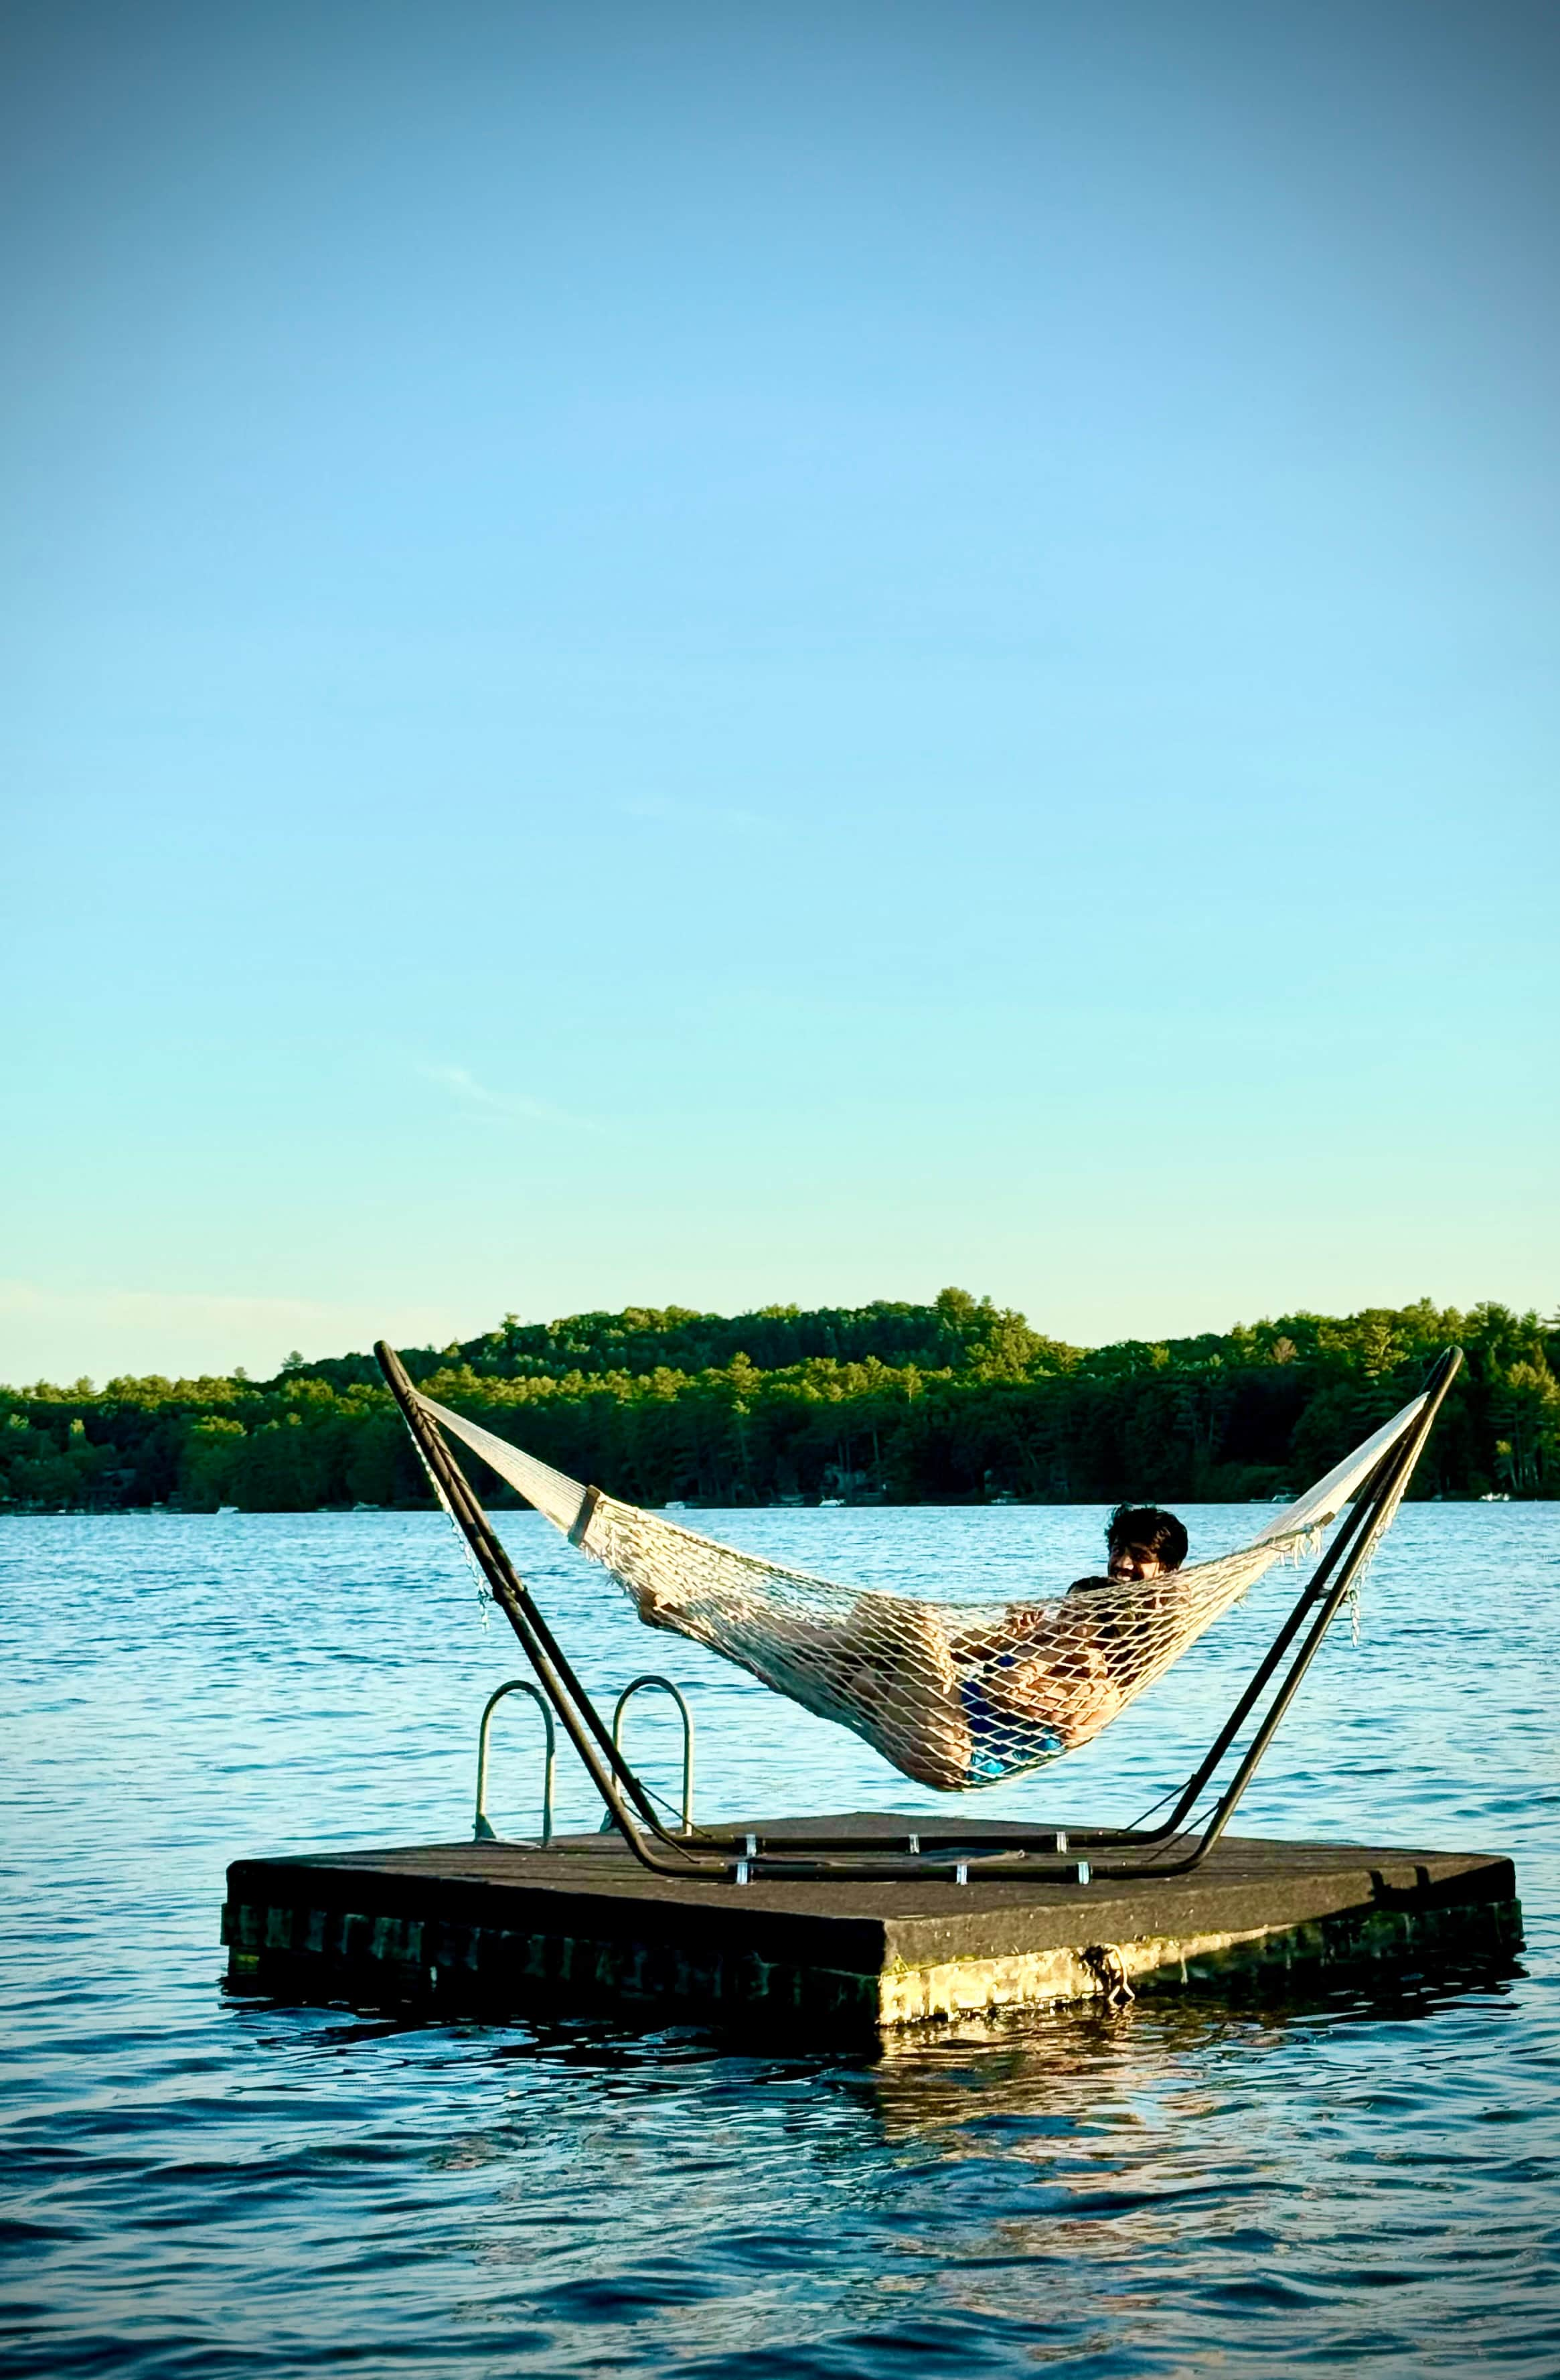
[{"left": 3, "top": 1290, "right": 1556, "bottom": 1511}]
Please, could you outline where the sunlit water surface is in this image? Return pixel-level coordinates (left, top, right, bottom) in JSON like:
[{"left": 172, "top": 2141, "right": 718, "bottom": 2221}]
[{"left": 3, "top": 1504, "right": 1556, "bottom": 2376}]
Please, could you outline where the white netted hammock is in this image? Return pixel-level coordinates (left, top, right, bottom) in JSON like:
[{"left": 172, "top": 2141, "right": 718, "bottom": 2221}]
[{"left": 413, "top": 1390, "right": 1425, "bottom": 1791}]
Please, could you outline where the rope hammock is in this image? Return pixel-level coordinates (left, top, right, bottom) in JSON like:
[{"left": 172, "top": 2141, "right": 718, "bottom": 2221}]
[{"left": 411, "top": 1391, "right": 1426, "bottom": 1793}]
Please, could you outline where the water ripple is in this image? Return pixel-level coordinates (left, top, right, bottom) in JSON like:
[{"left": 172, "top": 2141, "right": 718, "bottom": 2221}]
[{"left": 1, "top": 1507, "right": 1556, "bottom": 2376}]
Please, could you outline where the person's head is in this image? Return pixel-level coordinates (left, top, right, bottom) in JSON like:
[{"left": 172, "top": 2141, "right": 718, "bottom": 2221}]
[{"left": 1106, "top": 1504, "right": 1188, "bottom": 1580}]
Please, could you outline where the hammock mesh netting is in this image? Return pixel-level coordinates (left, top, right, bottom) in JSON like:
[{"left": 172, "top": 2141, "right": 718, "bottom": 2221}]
[{"left": 414, "top": 1392, "right": 1425, "bottom": 1791}]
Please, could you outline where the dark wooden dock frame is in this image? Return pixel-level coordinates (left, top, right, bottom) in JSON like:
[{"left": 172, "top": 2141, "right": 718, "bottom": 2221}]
[{"left": 224, "top": 1813, "right": 1521, "bottom": 2040}]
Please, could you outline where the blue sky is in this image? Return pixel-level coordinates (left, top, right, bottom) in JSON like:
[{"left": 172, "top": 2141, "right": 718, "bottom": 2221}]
[{"left": 2, "top": 0, "right": 1555, "bottom": 1384}]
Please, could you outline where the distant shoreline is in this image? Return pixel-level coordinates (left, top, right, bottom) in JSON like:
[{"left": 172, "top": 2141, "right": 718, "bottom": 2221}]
[
  {"left": 3, "top": 1292, "right": 1555, "bottom": 1513},
  {"left": 3, "top": 1492, "right": 1537, "bottom": 1518}
]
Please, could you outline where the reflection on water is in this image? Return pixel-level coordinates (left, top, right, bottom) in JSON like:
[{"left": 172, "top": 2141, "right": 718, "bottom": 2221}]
[{"left": 1, "top": 1507, "right": 1556, "bottom": 2376}]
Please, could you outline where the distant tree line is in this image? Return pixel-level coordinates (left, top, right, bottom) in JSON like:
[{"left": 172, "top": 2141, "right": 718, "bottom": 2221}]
[{"left": 3, "top": 1290, "right": 1557, "bottom": 1513}]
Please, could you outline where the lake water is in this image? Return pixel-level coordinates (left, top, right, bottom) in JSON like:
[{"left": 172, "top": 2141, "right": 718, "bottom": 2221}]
[{"left": 3, "top": 1503, "right": 1556, "bottom": 2376}]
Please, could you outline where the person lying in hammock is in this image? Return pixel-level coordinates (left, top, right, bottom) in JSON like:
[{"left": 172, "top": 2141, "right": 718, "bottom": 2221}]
[
  {"left": 918, "top": 1503, "right": 1191, "bottom": 1780},
  {"left": 1069, "top": 1503, "right": 1188, "bottom": 1592},
  {"left": 617, "top": 1497, "right": 1190, "bottom": 1789}
]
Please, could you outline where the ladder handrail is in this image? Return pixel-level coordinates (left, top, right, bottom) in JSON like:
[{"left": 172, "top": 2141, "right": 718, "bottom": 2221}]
[
  {"left": 473, "top": 1678, "right": 556, "bottom": 1846},
  {"left": 611, "top": 1675, "right": 696, "bottom": 1834}
]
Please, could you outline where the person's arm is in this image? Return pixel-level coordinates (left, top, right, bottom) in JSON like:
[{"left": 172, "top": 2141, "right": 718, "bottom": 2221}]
[
  {"left": 946, "top": 1597, "right": 1057, "bottom": 1665},
  {"left": 979, "top": 1619, "right": 1126, "bottom": 1750}
]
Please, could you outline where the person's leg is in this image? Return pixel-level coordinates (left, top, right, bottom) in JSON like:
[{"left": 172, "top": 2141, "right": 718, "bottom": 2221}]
[{"left": 840, "top": 1593, "right": 971, "bottom": 1788}]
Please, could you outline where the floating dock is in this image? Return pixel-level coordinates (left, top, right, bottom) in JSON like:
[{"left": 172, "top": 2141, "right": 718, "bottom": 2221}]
[{"left": 224, "top": 1813, "right": 1520, "bottom": 2038}]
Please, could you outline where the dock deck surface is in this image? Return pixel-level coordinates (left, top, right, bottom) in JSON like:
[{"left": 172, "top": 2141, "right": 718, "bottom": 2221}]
[{"left": 225, "top": 1812, "right": 1520, "bottom": 2036}]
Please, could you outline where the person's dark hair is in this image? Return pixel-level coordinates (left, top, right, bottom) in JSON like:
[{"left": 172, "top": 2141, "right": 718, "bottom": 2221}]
[{"left": 1107, "top": 1504, "right": 1188, "bottom": 1570}]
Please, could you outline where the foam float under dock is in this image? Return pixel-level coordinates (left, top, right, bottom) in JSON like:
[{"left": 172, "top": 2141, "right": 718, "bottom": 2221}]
[{"left": 224, "top": 1812, "right": 1520, "bottom": 2038}]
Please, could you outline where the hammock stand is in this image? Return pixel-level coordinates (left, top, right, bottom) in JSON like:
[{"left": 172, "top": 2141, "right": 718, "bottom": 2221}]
[{"left": 376, "top": 1340, "right": 1462, "bottom": 1890}]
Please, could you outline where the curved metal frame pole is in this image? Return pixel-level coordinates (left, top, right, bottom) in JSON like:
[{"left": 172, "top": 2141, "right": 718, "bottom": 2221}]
[
  {"left": 732, "top": 1447, "right": 1402, "bottom": 1862},
  {"left": 376, "top": 1341, "right": 729, "bottom": 1878},
  {"left": 378, "top": 1343, "right": 988, "bottom": 1881},
  {"left": 1085, "top": 1345, "right": 1464, "bottom": 1879},
  {"left": 1065, "top": 1437, "right": 1409, "bottom": 1849},
  {"left": 690, "top": 1357, "right": 1462, "bottom": 1866},
  {"left": 377, "top": 1339, "right": 1460, "bottom": 1889},
  {"left": 474, "top": 1679, "right": 556, "bottom": 1846}
]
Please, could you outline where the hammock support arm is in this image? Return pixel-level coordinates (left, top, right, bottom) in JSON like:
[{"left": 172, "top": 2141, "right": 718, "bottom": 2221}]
[
  {"left": 1076, "top": 1342, "right": 1462, "bottom": 1874},
  {"left": 382, "top": 1337, "right": 1042, "bottom": 1885},
  {"left": 377, "top": 1339, "right": 1460, "bottom": 1888},
  {"left": 727, "top": 1345, "right": 1462, "bottom": 1876},
  {"left": 378, "top": 1340, "right": 728, "bottom": 1880}
]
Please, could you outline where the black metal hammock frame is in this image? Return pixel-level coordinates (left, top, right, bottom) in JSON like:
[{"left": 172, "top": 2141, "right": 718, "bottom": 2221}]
[{"left": 376, "top": 1339, "right": 1462, "bottom": 1890}]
